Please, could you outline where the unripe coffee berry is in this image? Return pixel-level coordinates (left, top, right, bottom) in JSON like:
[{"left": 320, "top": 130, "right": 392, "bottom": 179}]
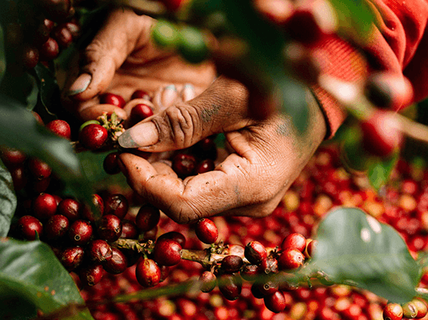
[
  {"left": 68, "top": 220, "right": 93, "bottom": 245},
  {"left": 17, "top": 215, "right": 43, "bottom": 240},
  {"left": 402, "top": 301, "right": 418, "bottom": 319},
  {"left": 195, "top": 218, "right": 218, "bottom": 244},
  {"left": 104, "top": 194, "right": 129, "bottom": 219},
  {"left": 103, "top": 248, "right": 127, "bottom": 274},
  {"left": 136, "top": 258, "right": 161, "bottom": 287},
  {"left": 44, "top": 214, "right": 69, "bottom": 240},
  {"left": 99, "top": 93, "right": 126, "bottom": 108},
  {"left": 33, "top": 193, "right": 57, "bottom": 220},
  {"left": 153, "top": 238, "right": 182, "bottom": 266},
  {"left": 281, "top": 233, "right": 306, "bottom": 252},
  {"left": 278, "top": 248, "right": 305, "bottom": 270},
  {"left": 79, "top": 124, "right": 108, "bottom": 150},
  {"left": 245, "top": 241, "right": 267, "bottom": 265},
  {"left": 88, "top": 239, "right": 113, "bottom": 263},
  {"left": 97, "top": 214, "right": 122, "bottom": 242},
  {"left": 46, "top": 119, "right": 71, "bottom": 140},
  {"left": 135, "top": 204, "right": 160, "bottom": 232}
]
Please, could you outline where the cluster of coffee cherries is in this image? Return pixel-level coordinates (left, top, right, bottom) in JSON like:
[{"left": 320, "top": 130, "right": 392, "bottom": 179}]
[
  {"left": 383, "top": 299, "right": 428, "bottom": 320},
  {"left": 1, "top": 0, "right": 83, "bottom": 71}
]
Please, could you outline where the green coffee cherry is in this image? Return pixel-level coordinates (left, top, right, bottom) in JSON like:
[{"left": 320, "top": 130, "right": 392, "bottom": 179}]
[
  {"left": 151, "top": 20, "right": 179, "bottom": 49},
  {"left": 178, "top": 26, "right": 209, "bottom": 64}
]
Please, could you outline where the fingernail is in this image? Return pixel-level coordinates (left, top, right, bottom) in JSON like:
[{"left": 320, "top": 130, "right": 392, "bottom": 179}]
[
  {"left": 161, "top": 84, "right": 178, "bottom": 107},
  {"left": 118, "top": 122, "right": 159, "bottom": 148},
  {"left": 68, "top": 73, "right": 92, "bottom": 96},
  {"left": 182, "top": 83, "right": 196, "bottom": 101}
]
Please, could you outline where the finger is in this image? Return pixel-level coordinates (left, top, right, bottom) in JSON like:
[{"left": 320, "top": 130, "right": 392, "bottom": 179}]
[
  {"left": 118, "top": 76, "right": 254, "bottom": 151},
  {"left": 181, "top": 83, "right": 197, "bottom": 102},
  {"left": 64, "top": 9, "right": 154, "bottom": 102}
]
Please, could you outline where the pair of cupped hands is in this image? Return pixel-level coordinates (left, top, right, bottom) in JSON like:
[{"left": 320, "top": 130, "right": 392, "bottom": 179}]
[{"left": 61, "top": 8, "right": 326, "bottom": 223}]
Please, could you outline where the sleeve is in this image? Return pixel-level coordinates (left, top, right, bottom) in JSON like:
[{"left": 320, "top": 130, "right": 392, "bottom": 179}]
[{"left": 312, "top": 0, "right": 428, "bottom": 139}]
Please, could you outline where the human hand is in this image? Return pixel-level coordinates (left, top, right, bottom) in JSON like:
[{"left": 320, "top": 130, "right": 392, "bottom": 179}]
[
  {"left": 61, "top": 8, "right": 216, "bottom": 122},
  {"left": 117, "top": 76, "right": 327, "bottom": 223}
]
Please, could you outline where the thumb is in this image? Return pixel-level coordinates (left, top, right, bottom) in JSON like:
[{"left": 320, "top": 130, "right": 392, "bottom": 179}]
[
  {"left": 65, "top": 9, "right": 154, "bottom": 101},
  {"left": 118, "top": 76, "right": 253, "bottom": 151}
]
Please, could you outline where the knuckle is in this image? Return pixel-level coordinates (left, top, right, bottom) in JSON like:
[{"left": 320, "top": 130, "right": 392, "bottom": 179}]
[{"left": 161, "top": 105, "right": 201, "bottom": 148}]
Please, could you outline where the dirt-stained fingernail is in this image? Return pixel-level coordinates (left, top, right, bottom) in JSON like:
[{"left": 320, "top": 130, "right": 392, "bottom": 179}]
[
  {"left": 68, "top": 73, "right": 92, "bottom": 96},
  {"left": 118, "top": 122, "right": 159, "bottom": 148}
]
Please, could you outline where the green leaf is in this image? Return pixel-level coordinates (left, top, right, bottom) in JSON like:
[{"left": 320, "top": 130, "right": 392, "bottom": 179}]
[
  {"left": 0, "top": 160, "right": 16, "bottom": 237},
  {"left": 0, "top": 94, "right": 93, "bottom": 204},
  {"left": 306, "top": 207, "right": 420, "bottom": 303},
  {"left": 328, "top": 0, "right": 375, "bottom": 43},
  {"left": 33, "top": 64, "right": 62, "bottom": 119},
  {"left": 221, "top": 0, "right": 309, "bottom": 132},
  {"left": 368, "top": 153, "right": 398, "bottom": 191},
  {"left": 0, "top": 23, "right": 5, "bottom": 85},
  {"left": 0, "top": 239, "right": 93, "bottom": 319}
]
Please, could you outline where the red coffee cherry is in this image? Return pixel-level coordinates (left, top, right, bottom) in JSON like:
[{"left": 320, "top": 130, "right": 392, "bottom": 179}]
[
  {"left": 61, "top": 246, "right": 84, "bottom": 271},
  {"left": 10, "top": 166, "right": 28, "bottom": 191},
  {"left": 264, "top": 290, "right": 287, "bottom": 313},
  {"left": 141, "top": 226, "right": 158, "bottom": 242},
  {"left": 130, "top": 103, "right": 154, "bottom": 124},
  {"left": 195, "top": 218, "right": 218, "bottom": 244},
  {"left": 157, "top": 231, "right": 186, "bottom": 247},
  {"left": 32, "top": 193, "right": 57, "bottom": 220},
  {"left": 39, "top": 37, "right": 60, "bottom": 60},
  {"left": 22, "top": 45, "right": 39, "bottom": 69},
  {"left": 218, "top": 274, "right": 242, "bottom": 301},
  {"left": 52, "top": 24, "right": 73, "bottom": 48},
  {"left": 153, "top": 238, "right": 182, "bottom": 266},
  {"left": 46, "top": 119, "right": 71, "bottom": 140},
  {"left": 383, "top": 303, "right": 403, "bottom": 320},
  {"left": 30, "top": 177, "right": 51, "bottom": 194},
  {"left": 136, "top": 258, "right": 161, "bottom": 287},
  {"left": 39, "top": 0, "right": 72, "bottom": 22},
  {"left": 251, "top": 282, "right": 265, "bottom": 299},
  {"left": 99, "top": 93, "right": 126, "bottom": 108},
  {"left": 159, "top": 0, "right": 186, "bottom": 11},
  {"left": 411, "top": 299, "right": 428, "bottom": 319},
  {"left": 199, "top": 271, "right": 216, "bottom": 293},
  {"left": 68, "top": 220, "right": 93, "bottom": 245},
  {"left": 1, "top": 148, "right": 26, "bottom": 167},
  {"left": 193, "top": 136, "right": 217, "bottom": 160},
  {"left": 79, "top": 264, "right": 104, "bottom": 287},
  {"left": 28, "top": 158, "right": 52, "bottom": 180},
  {"left": 252, "top": 280, "right": 278, "bottom": 297},
  {"left": 44, "top": 19, "right": 55, "bottom": 32},
  {"left": 79, "top": 124, "right": 108, "bottom": 150},
  {"left": 104, "top": 194, "right": 129, "bottom": 219},
  {"left": 103, "top": 152, "right": 121, "bottom": 175},
  {"left": 17, "top": 215, "right": 43, "bottom": 240},
  {"left": 305, "top": 239, "right": 317, "bottom": 258},
  {"left": 245, "top": 241, "right": 267, "bottom": 265},
  {"left": 360, "top": 110, "right": 403, "bottom": 158},
  {"left": 103, "top": 248, "right": 128, "bottom": 274},
  {"left": 135, "top": 204, "right": 160, "bottom": 232},
  {"left": 88, "top": 239, "right": 113, "bottom": 264},
  {"left": 97, "top": 214, "right": 122, "bottom": 242},
  {"left": 81, "top": 193, "right": 104, "bottom": 222},
  {"left": 44, "top": 214, "right": 69, "bottom": 240},
  {"left": 131, "top": 89, "right": 151, "bottom": 100},
  {"left": 172, "top": 153, "right": 196, "bottom": 178},
  {"left": 57, "top": 198, "right": 81, "bottom": 221},
  {"left": 120, "top": 219, "right": 139, "bottom": 239},
  {"left": 195, "top": 159, "right": 215, "bottom": 174},
  {"left": 64, "top": 21, "right": 80, "bottom": 39},
  {"left": 281, "top": 233, "right": 306, "bottom": 252},
  {"left": 278, "top": 248, "right": 305, "bottom": 270},
  {"left": 221, "top": 255, "right": 244, "bottom": 274}
]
